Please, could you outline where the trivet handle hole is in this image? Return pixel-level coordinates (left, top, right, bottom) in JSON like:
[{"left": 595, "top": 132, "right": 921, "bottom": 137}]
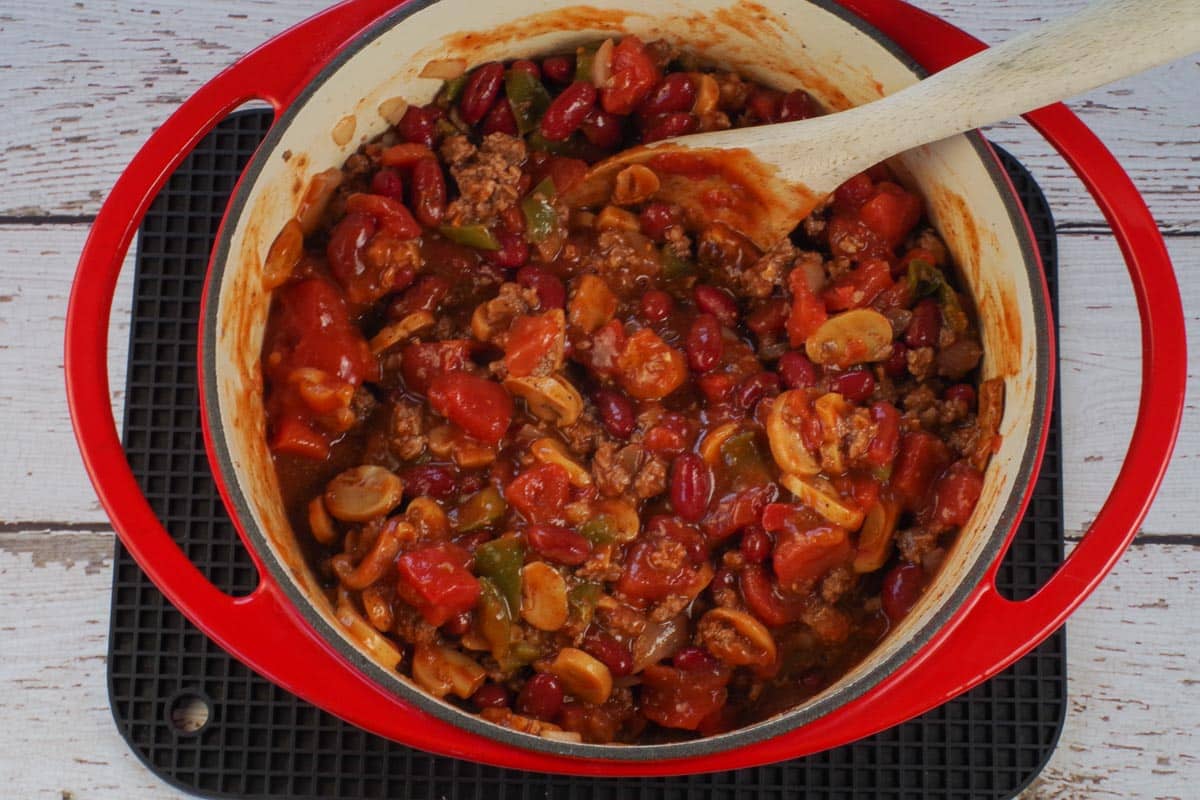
[{"left": 165, "top": 689, "right": 213, "bottom": 736}]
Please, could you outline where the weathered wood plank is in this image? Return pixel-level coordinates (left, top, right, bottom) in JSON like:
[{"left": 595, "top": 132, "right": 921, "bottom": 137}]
[
  {"left": 1, "top": 1, "right": 1196, "bottom": 231},
  {"left": 2, "top": 528, "right": 1194, "bottom": 798},
  {"left": 2, "top": 225, "right": 1195, "bottom": 536}
]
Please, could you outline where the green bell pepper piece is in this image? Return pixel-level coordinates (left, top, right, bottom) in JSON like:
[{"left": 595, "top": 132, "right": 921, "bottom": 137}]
[
  {"left": 907, "top": 259, "right": 969, "bottom": 334},
  {"left": 578, "top": 517, "right": 615, "bottom": 547},
  {"left": 505, "top": 69, "right": 552, "bottom": 135},
  {"left": 521, "top": 179, "right": 559, "bottom": 245},
  {"left": 437, "top": 74, "right": 468, "bottom": 108},
  {"left": 567, "top": 581, "right": 603, "bottom": 630},
  {"left": 477, "top": 577, "right": 513, "bottom": 662},
  {"left": 454, "top": 486, "right": 507, "bottom": 532},
  {"left": 439, "top": 224, "right": 501, "bottom": 251},
  {"left": 720, "top": 429, "right": 772, "bottom": 490},
  {"left": 574, "top": 43, "right": 600, "bottom": 83},
  {"left": 661, "top": 247, "right": 697, "bottom": 281},
  {"left": 474, "top": 536, "right": 525, "bottom": 614}
]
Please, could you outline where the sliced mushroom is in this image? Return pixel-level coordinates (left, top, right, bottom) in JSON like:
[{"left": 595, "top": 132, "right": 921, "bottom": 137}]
[
  {"left": 767, "top": 390, "right": 821, "bottom": 476},
  {"left": 411, "top": 643, "right": 487, "bottom": 699},
  {"left": 691, "top": 73, "right": 720, "bottom": 115},
  {"left": 548, "top": 647, "right": 613, "bottom": 705},
  {"left": 520, "top": 562, "right": 570, "bottom": 632},
  {"left": 324, "top": 465, "right": 404, "bottom": 522},
  {"left": 503, "top": 375, "right": 584, "bottom": 427},
  {"left": 295, "top": 168, "right": 344, "bottom": 235},
  {"left": 405, "top": 496, "right": 450, "bottom": 541},
  {"left": 307, "top": 496, "right": 338, "bottom": 546},
  {"left": 813, "top": 392, "right": 851, "bottom": 475},
  {"left": 531, "top": 438, "right": 592, "bottom": 487},
  {"left": 335, "top": 588, "right": 402, "bottom": 670},
  {"left": 780, "top": 473, "right": 864, "bottom": 530},
  {"left": 369, "top": 310, "right": 435, "bottom": 354},
  {"left": 805, "top": 308, "right": 894, "bottom": 368},
  {"left": 428, "top": 425, "right": 498, "bottom": 468},
  {"left": 698, "top": 421, "right": 741, "bottom": 466},
  {"left": 853, "top": 501, "right": 899, "bottom": 573},
  {"left": 591, "top": 498, "right": 640, "bottom": 542},
  {"left": 263, "top": 218, "right": 304, "bottom": 289},
  {"left": 611, "top": 164, "right": 660, "bottom": 206},
  {"left": 699, "top": 607, "right": 778, "bottom": 667},
  {"left": 595, "top": 205, "right": 641, "bottom": 232}
]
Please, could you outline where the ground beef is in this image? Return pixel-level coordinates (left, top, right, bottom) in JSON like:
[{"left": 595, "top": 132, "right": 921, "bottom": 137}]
[
  {"left": 585, "top": 229, "right": 662, "bottom": 293},
  {"left": 649, "top": 593, "right": 694, "bottom": 623},
  {"left": 593, "top": 442, "right": 663, "bottom": 498},
  {"left": 820, "top": 566, "right": 856, "bottom": 605},
  {"left": 472, "top": 282, "right": 537, "bottom": 345},
  {"left": 632, "top": 455, "right": 668, "bottom": 499},
  {"left": 735, "top": 238, "right": 794, "bottom": 298},
  {"left": 560, "top": 409, "right": 607, "bottom": 456},
  {"left": 392, "top": 605, "right": 437, "bottom": 646},
  {"left": 906, "top": 346, "right": 935, "bottom": 381},
  {"left": 600, "top": 603, "right": 648, "bottom": 638},
  {"left": 714, "top": 71, "right": 751, "bottom": 111},
  {"left": 439, "top": 134, "right": 476, "bottom": 167},
  {"left": 897, "top": 527, "right": 940, "bottom": 564},
  {"left": 936, "top": 338, "right": 983, "bottom": 379},
  {"left": 389, "top": 399, "right": 426, "bottom": 461},
  {"left": 663, "top": 225, "right": 692, "bottom": 260},
  {"left": 443, "top": 133, "right": 527, "bottom": 225},
  {"left": 845, "top": 407, "right": 877, "bottom": 464},
  {"left": 647, "top": 538, "right": 688, "bottom": 573}
]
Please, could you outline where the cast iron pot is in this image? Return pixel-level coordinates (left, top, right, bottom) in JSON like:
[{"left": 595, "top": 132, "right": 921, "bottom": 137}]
[{"left": 66, "top": 0, "right": 1186, "bottom": 776}]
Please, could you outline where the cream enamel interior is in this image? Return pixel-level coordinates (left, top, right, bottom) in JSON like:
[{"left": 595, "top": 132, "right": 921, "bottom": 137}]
[{"left": 211, "top": 0, "right": 1042, "bottom": 746}]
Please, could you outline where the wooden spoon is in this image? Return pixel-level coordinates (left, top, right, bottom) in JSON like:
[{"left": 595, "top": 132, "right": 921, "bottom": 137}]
[{"left": 566, "top": 0, "right": 1200, "bottom": 248}]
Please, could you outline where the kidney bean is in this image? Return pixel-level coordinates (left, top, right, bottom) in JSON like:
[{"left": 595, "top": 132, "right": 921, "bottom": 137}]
[
  {"left": 460, "top": 62, "right": 505, "bottom": 124},
  {"left": 516, "top": 266, "right": 566, "bottom": 310},
  {"left": 746, "top": 88, "right": 782, "bottom": 122},
  {"left": 671, "top": 453, "right": 713, "bottom": 522},
  {"left": 639, "top": 289, "right": 674, "bottom": 322},
  {"left": 882, "top": 341, "right": 909, "bottom": 377},
  {"left": 526, "top": 523, "right": 591, "bottom": 566},
  {"left": 370, "top": 168, "right": 404, "bottom": 201},
  {"left": 442, "top": 611, "right": 472, "bottom": 636},
  {"left": 686, "top": 313, "right": 724, "bottom": 373},
  {"left": 673, "top": 646, "right": 718, "bottom": 672},
  {"left": 409, "top": 158, "right": 446, "bottom": 227},
  {"left": 737, "top": 371, "right": 781, "bottom": 410},
  {"left": 779, "top": 89, "right": 817, "bottom": 121},
  {"left": 326, "top": 212, "right": 376, "bottom": 291},
  {"left": 540, "top": 81, "right": 596, "bottom": 142},
  {"left": 829, "top": 368, "right": 876, "bottom": 402},
  {"left": 777, "top": 350, "right": 817, "bottom": 389},
  {"left": 389, "top": 274, "right": 451, "bottom": 318},
  {"left": 397, "top": 104, "right": 442, "bottom": 148},
  {"left": 944, "top": 383, "right": 976, "bottom": 408},
  {"left": 399, "top": 464, "right": 457, "bottom": 500},
  {"left": 642, "top": 111, "right": 697, "bottom": 143},
  {"left": 481, "top": 97, "right": 519, "bottom": 135},
  {"left": 639, "top": 203, "right": 681, "bottom": 241},
  {"left": 930, "top": 461, "right": 984, "bottom": 530},
  {"left": 517, "top": 673, "right": 564, "bottom": 721},
  {"left": 580, "top": 107, "right": 624, "bottom": 149},
  {"left": 595, "top": 388, "right": 636, "bottom": 439},
  {"left": 746, "top": 298, "right": 789, "bottom": 338},
  {"left": 905, "top": 298, "right": 941, "bottom": 348},
  {"left": 472, "top": 683, "right": 510, "bottom": 710},
  {"left": 882, "top": 563, "right": 925, "bottom": 623},
  {"left": 487, "top": 228, "right": 529, "bottom": 268},
  {"left": 583, "top": 629, "right": 634, "bottom": 677},
  {"left": 712, "top": 567, "right": 738, "bottom": 593},
  {"left": 510, "top": 59, "right": 540, "bottom": 79},
  {"left": 740, "top": 526, "right": 772, "bottom": 563},
  {"left": 694, "top": 285, "right": 739, "bottom": 326},
  {"left": 638, "top": 72, "right": 697, "bottom": 116},
  {"left": 541, "top": 55, "right": 573, "bottom": 84}
]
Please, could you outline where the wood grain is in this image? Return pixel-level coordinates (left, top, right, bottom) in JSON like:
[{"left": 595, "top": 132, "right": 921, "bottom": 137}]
[{"left": 1, "top": 0, "right": 1196, "bottom": 232}]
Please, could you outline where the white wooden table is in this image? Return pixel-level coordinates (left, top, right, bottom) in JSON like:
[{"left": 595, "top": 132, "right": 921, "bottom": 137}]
[{"left": 1, "top": 2, "right": 1196, "bottom": 797}]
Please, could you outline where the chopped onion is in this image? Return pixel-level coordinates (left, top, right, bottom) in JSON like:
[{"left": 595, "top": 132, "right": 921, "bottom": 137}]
[
  {"left": 591, "top": 38, "right": 615, "bottom": 88},
  {"left": 632, "top": 613, "right": 689, "bottom": 671}
]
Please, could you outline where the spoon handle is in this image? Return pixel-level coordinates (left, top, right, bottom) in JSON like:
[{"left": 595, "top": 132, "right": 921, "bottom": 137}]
[{"left": 700, "top": 0, "right": 1200, "bottom": 195}]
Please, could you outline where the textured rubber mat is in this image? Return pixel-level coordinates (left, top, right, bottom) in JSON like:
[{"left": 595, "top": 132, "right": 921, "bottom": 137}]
[{"left": 110, "top": 109, "right": 1065, "bottom": 799}]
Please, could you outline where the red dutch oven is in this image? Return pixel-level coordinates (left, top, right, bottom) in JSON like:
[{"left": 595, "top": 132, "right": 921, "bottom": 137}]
[{"left": 66, "top": 0, "right": 1185, "bottom": 776}]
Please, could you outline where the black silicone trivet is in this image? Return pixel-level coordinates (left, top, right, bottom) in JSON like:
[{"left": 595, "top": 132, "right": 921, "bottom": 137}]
[{"left": 110, "top": 109, "right": 1065, "bottom": 800}]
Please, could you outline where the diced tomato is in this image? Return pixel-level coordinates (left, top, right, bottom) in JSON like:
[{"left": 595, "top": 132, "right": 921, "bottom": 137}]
[
  {"left": 400, "top": 340, "right": 473, "bottom": 396},
  {"left": 833, "top": 473, "right": 881, "bottom": 511},
  {"left": 615, "top": 516, "right": 707, "bottom": 602},
  {"left": 738, "top": 564, "right": 799, "bottom": 627},
  {"left": 891, "top": 430, "right": 953, "bottom": 509},
  {"left": 702, "top": 484, "right": 777, "bottom": 542},
  {"left": 529, "top": 155, "right": 589, "bottom": 196},
  {"left": 344, "top": 193, "right": 421, "bottom": 239},
  {"left": 504, "top": 463, "right": 570, "bottom": 523},
  {"left": 265, "top": 279, "right": 379, "bottom": 386},
  {"left": 858, "top": 182, "right": 921, "bottom": 251},
  {"left": 640, "top": 663, "right": 730, "bottom": 731},
  {"left": 772, "top": 524, "right": 852, "bottom": 590},
  {"left": 863, "top": 401, "right": 901, "bottom": 469},
  {"left": 833, "top": 172, "right": 875, "bottom": 213},
  {"left": 822, "top": 259, "right": 893, "bottom": 311},
  {"left": 601, "top": 36, "right": 659, "bottom": 115},
  {"left": 786, "top": 268, "right": 828, "bottom": 347},
  {"left": 615, "top": 328, "right": 687, "bottom": 400},
  {"left": 396, "top": 544, "right": 480, "bottom": 626},
  {"left": 269, "top": 418, "right": 329, "bottom": 460},
  {"left": 825, "top": 214, "right": 889, "bottom": 261},
  {"left": 428, "top": 372, "right": 514, "bottom": 444},
  {"left": 504, "top": 311, "right": 565, "bottom": 378},
  {"left": 927, "top": 460, "right": 984, "bottom": 531}
]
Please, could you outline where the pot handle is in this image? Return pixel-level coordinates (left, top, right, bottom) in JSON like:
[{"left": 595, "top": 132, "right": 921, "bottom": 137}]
[
  {"left": 787, "top": 0, "right": 1190, "bottom": 737},
  {"left": 62, "top": 0, "right": 568, "bottom": 771}
]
